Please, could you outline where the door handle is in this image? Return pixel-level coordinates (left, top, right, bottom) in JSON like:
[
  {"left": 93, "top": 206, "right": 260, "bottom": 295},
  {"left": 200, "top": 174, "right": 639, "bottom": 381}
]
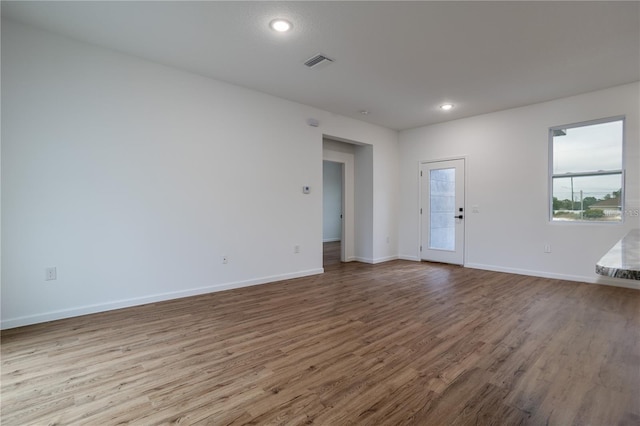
[{"left": 454, "top": 215, "right": 464, "bottom": 219}]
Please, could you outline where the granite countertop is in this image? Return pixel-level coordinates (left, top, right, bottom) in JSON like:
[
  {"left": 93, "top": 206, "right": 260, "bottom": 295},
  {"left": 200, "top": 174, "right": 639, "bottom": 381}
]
[{"left": 596, "top": 229, "right": 640, "bottom": 280}]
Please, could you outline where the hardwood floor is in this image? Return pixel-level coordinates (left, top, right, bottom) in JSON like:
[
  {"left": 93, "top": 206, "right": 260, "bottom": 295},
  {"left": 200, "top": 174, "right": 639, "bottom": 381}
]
[
  {"left": 2, "top": 259, "right": 639, "bottom": 425},
  {"left": 323, "top": 241, "right": 341, "bottom": 269}
]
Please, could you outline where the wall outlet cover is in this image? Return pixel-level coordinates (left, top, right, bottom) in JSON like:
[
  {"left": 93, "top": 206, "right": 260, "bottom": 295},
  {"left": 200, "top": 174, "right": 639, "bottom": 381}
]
[{"left": 45, "top": 267, "right": 57, "bottom": 281}]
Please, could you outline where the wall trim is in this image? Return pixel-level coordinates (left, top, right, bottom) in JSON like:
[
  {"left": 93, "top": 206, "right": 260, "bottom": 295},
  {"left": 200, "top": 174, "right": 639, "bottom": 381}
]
[
  {"left": 398, "top": 255, "right": 421, "bottom": 261},
  {"left": 465, "top": 263, "right": 640, "bottom": 290},
  {"left": 352, "top": 256, "right": 398, "bottom": 264},
  {"left": 6, "top": 260, "right": 635, "bottom": 330},
  {"left": 372, "top": 255, "right": 398, "bottom": 263},
  {"left": 1, "top": 268, "right": 324, "bottom": 330}
]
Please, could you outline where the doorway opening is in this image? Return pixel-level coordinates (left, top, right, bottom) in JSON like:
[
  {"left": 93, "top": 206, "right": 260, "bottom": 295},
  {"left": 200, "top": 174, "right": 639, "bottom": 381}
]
[
  {"left": 322, "top": 137, "right": 368, "bottom": 267},
  {"left": 323, "top": 160, "right": 343, "bottom": 268}
]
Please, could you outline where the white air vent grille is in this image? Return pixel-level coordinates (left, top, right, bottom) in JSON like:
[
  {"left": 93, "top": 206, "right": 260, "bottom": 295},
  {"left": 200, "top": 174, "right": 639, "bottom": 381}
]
[{"left": 304, "top": 54, "right": 334, "bottom": 68}]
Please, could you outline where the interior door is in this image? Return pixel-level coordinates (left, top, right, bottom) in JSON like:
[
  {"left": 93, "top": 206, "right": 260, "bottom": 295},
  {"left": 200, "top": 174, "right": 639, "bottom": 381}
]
[{"left": 420, "top": 159, "right": 465, "bottom": 265}]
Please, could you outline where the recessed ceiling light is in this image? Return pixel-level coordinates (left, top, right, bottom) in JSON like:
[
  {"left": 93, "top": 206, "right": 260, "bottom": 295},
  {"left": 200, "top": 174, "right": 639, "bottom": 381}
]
[
  {"left": 440, "top": 103, "right": 454, "bottom": 111},
  {"left": 360, "top": 110, "right": 370, "bottom": 115},
  {"left": 270, "top": 19, "right": 293, "bottom": 32}
]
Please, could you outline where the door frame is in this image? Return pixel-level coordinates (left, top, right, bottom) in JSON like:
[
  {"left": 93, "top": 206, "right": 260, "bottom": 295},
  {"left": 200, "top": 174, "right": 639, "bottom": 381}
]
[
  {"left": 323, "top": 150, "right": 355, "bottom": 262},
  {"left": 418, "top": 156, "right": 467, "bottom": 265}
]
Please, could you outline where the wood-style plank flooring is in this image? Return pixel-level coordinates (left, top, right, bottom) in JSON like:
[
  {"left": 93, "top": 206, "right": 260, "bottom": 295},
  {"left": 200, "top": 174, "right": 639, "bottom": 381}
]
[
  {"left": 2, "top": 246, "right": 639, "bottom": 425},
  {"left": 322, "top": 241, "right": 342, "bottom": 269}
]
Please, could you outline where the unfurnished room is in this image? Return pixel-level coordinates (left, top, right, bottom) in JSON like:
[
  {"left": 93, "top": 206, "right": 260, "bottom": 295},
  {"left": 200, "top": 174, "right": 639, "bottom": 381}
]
[{"left": 1, "top": 1, "right": 639, "bottom": 425}]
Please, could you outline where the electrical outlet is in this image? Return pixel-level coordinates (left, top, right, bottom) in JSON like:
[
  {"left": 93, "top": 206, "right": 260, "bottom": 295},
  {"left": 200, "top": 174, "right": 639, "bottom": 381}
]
[
  {"left": 544, "top": 244, "right": 551, "bottom": 253},
  {"left": 45, "top": 267, "right": 57, "bottom": 281},
  {"left": 222, "top": 256, "right": 228, "bottom": 264},
  {"left": 294, "top": 245, "right": 300, "bottom": 254}
]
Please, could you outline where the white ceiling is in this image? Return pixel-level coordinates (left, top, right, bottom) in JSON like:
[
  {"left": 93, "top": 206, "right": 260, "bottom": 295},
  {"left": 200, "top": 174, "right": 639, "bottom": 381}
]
[{"left": 2, "top": 1, "right": 639, "bottom": 130}]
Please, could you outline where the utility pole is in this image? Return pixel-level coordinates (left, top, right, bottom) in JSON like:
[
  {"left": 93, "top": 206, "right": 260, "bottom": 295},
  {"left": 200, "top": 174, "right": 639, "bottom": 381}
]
[{"left": 570, "top": 176, "right": 574, "bottom": 211}]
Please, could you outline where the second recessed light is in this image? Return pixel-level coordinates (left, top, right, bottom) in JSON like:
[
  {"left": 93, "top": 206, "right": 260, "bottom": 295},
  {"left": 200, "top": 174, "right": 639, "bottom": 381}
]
[
  {"left": 270, "top": 19, "right": 293, "bottom": 32},
  {"left": 440, "top": 103, "right": 454, "bottom": 111}
]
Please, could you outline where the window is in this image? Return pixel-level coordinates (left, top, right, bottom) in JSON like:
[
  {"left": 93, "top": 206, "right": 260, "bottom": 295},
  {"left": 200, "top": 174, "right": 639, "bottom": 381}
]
[{"left": 550, "top": 117, "right": 624, "bottom": 222}]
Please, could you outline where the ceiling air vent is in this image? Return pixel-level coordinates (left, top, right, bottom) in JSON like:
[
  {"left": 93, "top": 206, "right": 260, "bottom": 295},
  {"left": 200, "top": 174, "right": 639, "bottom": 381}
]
[{"left": 304, "top": 53, "right": 334, "bottom": 68}]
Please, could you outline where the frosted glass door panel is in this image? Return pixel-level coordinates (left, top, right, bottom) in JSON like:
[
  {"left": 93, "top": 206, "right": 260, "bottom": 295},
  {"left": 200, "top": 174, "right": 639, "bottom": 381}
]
[
  {"left": 420, "top": 158, "right": 465, "bottom": 265},
  {"left": 429, "top": 168, "right": 455, "bottom": 251}
]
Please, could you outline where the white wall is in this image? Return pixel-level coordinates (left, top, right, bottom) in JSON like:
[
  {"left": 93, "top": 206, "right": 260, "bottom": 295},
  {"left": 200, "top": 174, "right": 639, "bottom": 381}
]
[
  {"left": 355, "top": 144, "right": 375, "bottom": 261},
  {"left": 322, "top": 161, "right": 342, "bottom": 242},
  {"left": 10, "top": 17, "right": 632, "bottom": 329},
  {"left": 399, "top": 82, "right": 640, "bottom": 288},
  {"left": 1, "top": 20, "right": 399, "bottom": 328}
]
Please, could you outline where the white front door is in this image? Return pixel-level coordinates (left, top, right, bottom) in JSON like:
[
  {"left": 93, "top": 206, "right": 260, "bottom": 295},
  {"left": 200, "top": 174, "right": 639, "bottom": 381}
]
[{"left": 420, "top": 159, "right": 465, "bottom": 265}]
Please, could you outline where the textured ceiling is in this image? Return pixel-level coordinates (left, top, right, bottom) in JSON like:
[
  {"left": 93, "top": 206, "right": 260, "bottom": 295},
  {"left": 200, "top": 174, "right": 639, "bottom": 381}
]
[{"left": 2, "top": 1, "right": 639, "bottom": 130}]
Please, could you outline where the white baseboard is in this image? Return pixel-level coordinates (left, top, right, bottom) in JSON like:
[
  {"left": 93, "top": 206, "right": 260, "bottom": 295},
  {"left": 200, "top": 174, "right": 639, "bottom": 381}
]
[
  {"left": 464, "top": 263, "right": 640, "bottom": 290},
  {"left": 352, "top": 256, "right": 374, "bottom": 264},
  {"left": 372, "top": 255, "right": 398, "bottom": 263},
  {"left": 398, "top": 255, "right": 420, "bottom": 261},
  {"left": 8, "top": 261, "right": 633, "bottom": 330},
  {"left": 351, "top": 256, "right": 398, "bottom": 264},
  {"left": 1, "top": 268, "right": 324, "bottom": 330},
  {"left": 322, "top": 238, "right": 341, "bottom": 243}
]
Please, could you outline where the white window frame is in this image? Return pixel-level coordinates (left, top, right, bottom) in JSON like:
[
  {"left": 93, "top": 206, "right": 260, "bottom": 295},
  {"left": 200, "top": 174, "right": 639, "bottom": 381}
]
[{"left": 548, "top": 116, "right": 626, "bottom": 224}]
